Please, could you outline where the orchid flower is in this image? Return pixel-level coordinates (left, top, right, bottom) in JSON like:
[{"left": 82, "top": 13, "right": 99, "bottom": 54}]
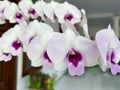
[
  {"left": 3, "top": 2, "right": 26, "bottom": 23},
  {"left": 0, "top": 25, "right": 24, "bottom": 56},
  {"left": 95, "top": 25, "right": 120, "bottom": 75},
  {"left": 43, "top": 1, "right": 60, "bottom": 23},
  {"left": 34, "top": 0, "right": 47, "bottom": 21},
  {"left": 46, "top": 29, "right": 99, "bottom": 76},
  {"left": 23, "top": 20, "right": 54, "bottom": 51},
  {"left": 55, "top": 1, "right": 81, "bottom": 24},
  {"left": 0, "top": 47, "right": 12, "bottom": 62},
  {"left": 18, "top": 0, "right": 38, "bottom": 19},
  {"left": 0, "top": 0, "right": 11, "bottom": 24},
  {"left": 60, "top": 9, "right": 90, "bottom": 38},
  {"left": 26, "top": 30, "right": 56, "bottom": 69}
]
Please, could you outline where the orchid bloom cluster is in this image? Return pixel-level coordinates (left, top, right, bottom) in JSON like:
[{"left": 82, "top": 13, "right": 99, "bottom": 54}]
[
  {"left": 0, "top": 0, "right": 81, "bottom": 24},
  {"left": 0, "top": 0, "right": 120, "bottom": 76}
]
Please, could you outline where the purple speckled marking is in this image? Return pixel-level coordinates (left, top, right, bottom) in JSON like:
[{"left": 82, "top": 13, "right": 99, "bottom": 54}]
[{"left": 67, "top": 49, "right": 82, "bottom": 67}]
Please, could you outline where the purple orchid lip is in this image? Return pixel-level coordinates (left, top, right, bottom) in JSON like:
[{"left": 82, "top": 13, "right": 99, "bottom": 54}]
[
  {"left": 28, "top": 8, "right": 36, "bottom": 15},
  {"left": 67, "top": 49, "right": 83, "bottom": 67},
  {"left": 16, "top": 13, "right": 23, "bottom": 20},
  {"left": 3, "top": 53, "right": 9, "bottom": 56},
  {"left": 110, "top": 51, "right": 116, "bottom": 65},
  {"left": 12, "top": 40, "right": 22, "bottom": 50},
  {"left": 43, "top": 51, "right": 52, "bottom": 63},
  {"left": 106, "top": 50, "right": 116, "bottom": 64},
  {"left": 111, "top": 51, "right": 115, "bottom": 61},
  {"left": 64, "top": 13, "right": 73, "bottom": 21},
  {"left": 111, "top": 60, "right": 116, "bottom": 65}
]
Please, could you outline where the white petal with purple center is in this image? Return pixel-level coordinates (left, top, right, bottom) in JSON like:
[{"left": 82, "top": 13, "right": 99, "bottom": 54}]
[
  {"left": 3, "top": 3, "right": 19, "bottom": 23},
  {"left": 75, "top": 36, "right": 99, "bottom": 67}
]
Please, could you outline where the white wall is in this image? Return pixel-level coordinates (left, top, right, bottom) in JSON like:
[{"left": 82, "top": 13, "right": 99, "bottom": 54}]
[
  {"left": 88, "top": 18, "right": 113, "bottom": 38},
  {"left": 17, "top": 53, "right": 29, "bottom": 90}
]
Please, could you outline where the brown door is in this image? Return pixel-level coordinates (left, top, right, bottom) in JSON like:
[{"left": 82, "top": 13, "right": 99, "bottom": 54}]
[
  {"left": 0, "top": 0, "right": 20, "bottom": 90},
  {"left": 0, "top": 22, "right": 17, "bottom": 90}
]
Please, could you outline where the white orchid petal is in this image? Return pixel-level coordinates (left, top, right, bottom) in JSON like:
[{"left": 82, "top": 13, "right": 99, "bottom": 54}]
[
  {"left": 34, "top": 0, "right": 47, "bottom": 20},
  {"left": 109, "top": 30, "right": 120, "bottom": 48},
  {"left": 2, "top": 53, "right": 12, "bottom": 62},
  {"left": 27, "top": 31, "right": 55, "bottom": 61},
  {"left": 13, "top": 25, "right": 24, "bottom": 40},
  {"left": 23, "top": 20, "right": 54, "bottom": 51},
  {"left": 24, "top": 20, "right": 40, "bottom": 37},
  {"left": 67, "top": 3, "right": 81, "bottom": 20},
  {"left": 0, "top": 48, "right": 3, "bottom": 61},
  {"left": 31, "top": 58, "right": 44, "bottom": 67},
  {"left": 47, "top": 33, "right": 70, "bottom": 64},
  {"left": 23, "top": 20, "right": 41, "bottom": 50},
  {"left": 75, "top": 36, "right": 99, "bottom": 66},
  {"left": 25, "top": 20, "right": 53, "bottom": 39},
  {"left": 18, "top": 0, "right": 33, "bottom": 11},
  {"left": 115, "top": 45, "right": 120, "bottom": 63},
  {"left": 39, "top": 22, "right": 54, "bottom": 33},
  {"left": 64, "top": 29, "right": 77, "bottom": 46},
  {"left": 76, "top": 61, "right": 85, "bottom": 76},
  {"left": 96, "top": 29, "right": 111, "bottom": 65},
  {"left": 80, "top": 9, "right": 90, "bottom": 38},
  {"left": 98, "top": 58, "right": 107, "bottom": 72},
  {"left": 54, "top": 60, "right": 67, "bottom": 71},
  {"left": 27, "top": 36, "right": 43, "bottom": 61},
  {"left": 18, "top": 0, "right": 33, "bottom": 19},
  {"left": 44, "top": 4, "right": 54, "bottom": 21},
  {"left": 43, "top": 60, "right": 53, "bottom": 70},
  {"left": 55, "top": 4, "right": 66, "bottom": 23},
  {"left": 68, "top": 63, "right": 76, "bottom": 76},
  {"left": 0, "top": 31, "right": 16, "bottom": 48},
  {"left": 4, "top": 3, "right": 19, "bottom": 23},
  {"left": 9, "top": 18, "right": 16, "bottom": 23},
  {"left": 0, "top": 0, "right": 11, "bottom": 9},
  {"left": 0, "top": 19, "right": 5, "bottom": 24},
  {"left": 11, "top": 47, "right": 22, "bottom": 56},
  {"left": 61, "top": 22, "right": 79, "bottom": 35},
  {"left": 43, "top": 1, "right": 59, "bottom": 22},
  {"left": 96, "top": 29, "right": 119, "bottom": 66}
]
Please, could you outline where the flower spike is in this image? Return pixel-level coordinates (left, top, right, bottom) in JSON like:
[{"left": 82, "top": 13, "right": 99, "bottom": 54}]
[{"left": 0, "top": 0, "right": 120, "bottom": 76}]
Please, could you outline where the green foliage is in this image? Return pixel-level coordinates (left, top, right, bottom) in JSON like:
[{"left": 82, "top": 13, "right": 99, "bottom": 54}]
[
  {"left": 29, "top": 74, "right": 42, "bottom": 89},
  {"left": 29, "top": 71, "right": 56, "bottom": 90}
]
